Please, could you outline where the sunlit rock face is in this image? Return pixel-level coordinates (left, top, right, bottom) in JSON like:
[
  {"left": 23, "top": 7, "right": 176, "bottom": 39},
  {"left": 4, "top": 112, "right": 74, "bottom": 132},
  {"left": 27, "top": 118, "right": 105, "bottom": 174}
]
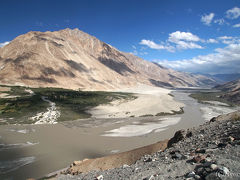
[{"left": 0, "top": 28, "right": 216, "bottom": 90}]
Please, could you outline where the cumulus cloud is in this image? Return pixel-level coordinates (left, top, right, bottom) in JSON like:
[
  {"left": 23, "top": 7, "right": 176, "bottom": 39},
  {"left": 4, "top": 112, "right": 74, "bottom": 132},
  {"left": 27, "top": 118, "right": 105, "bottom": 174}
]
[
  {"left": 218, "top": 36, "right": 240, "bottom": 44},
  {"left": 175, "top": 41, "right": 203, "bottom": 50},
  {"left": 139, "top": 39, "right": 174, "bottom": 52},
  {"left": 168, "top": 31, "right": 203, "bottom": 50},
  {"left": 157, "top": 41, "right": 240, "bottom": 74},
  {"left": 226, "top": 7, "right": 240, "bottom": 19},
  {"left": 0, "top": 41, "right": 9, "bottom": 47},
  {"left": 168, "top": 31, "right": 200, "bottom": 42},
  {"left": 140, "top": 31, "right": 203, "bottom": 52},
  {"left": 233, "top": 23, "right": 240, "bottom": 28},
  {"left": 201, "top": 13, "right": 215, "bottom": 25},
  {"left": 207, "top": 38, "right": 218, "bottom": 43},
  {"left": 140, "top": 40, "right": 166, "bottom": 50}
]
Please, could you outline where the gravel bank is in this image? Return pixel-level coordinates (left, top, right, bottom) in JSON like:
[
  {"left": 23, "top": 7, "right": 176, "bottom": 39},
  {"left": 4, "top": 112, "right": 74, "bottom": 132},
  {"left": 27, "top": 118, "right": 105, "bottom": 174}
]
[{"left": 56, "top": 110, "right": 240, "bottom": 180}]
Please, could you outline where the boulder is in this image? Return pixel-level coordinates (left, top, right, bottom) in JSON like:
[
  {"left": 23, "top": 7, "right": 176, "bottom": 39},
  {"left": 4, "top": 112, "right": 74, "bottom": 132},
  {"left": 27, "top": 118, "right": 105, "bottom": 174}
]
[{"left": 167, "top": 130, "right": 192, "bottom": 147}]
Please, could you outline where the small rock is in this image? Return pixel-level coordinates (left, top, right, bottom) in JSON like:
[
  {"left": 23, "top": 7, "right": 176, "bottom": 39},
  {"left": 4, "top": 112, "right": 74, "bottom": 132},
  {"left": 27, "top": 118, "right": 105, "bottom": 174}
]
[
  {"left": 227, "top": 136, "right": 235, "bottom": 142},
  {"left": 172, "top": 153, "right": 182, "bottom": 159},
  {"left": 186, "top": 171, "right": 195, "bottom": 178},
  {"left": 143, "top": 175, "right": 154, "bottom": 180},
  {"left": 96, "top": 175, "right": 103, "bottom": 180},
  {"left": 205, "top": 157, "right": 212, "bottom": 162},
  {"left": 122, "top": 164, "right": 130, "bottom": 168},
  {"left": 210, "top": 164, "right": 218, "bottom": 170},
  {"left": 210, "top": 117, "right": 216, "bottom": 122},
  {"left": 204, "top": 167, "right": 212, "bottom": 173},
  {"left": 194, "top": 175, "right": 201, "bottom": 179},
  {"left": 167, "top": 130, "right": 188, "bottom": 147},
  {"left": 186, "top": 131, "right": 193, "bottom": 138},
  {"left": 205, "top": 172, "right": 221, "bottom": 180},
  {"left": 195, "top": 148, "right": 206, "bottom": 153},
  {"left": 218, "top": 166, "right": 230, "bottom": 175},
  {"left": 218, "top": 143, "right": 227, "bottom": 148},
  {"left": 193, "top": 155, "right": 205, "bottom": 163},
  {"left": 203, "top": 161, "right": 212, "bottom": 167},
  {"left": 144, "top": 157, "right": 152, "bottom": 162}
]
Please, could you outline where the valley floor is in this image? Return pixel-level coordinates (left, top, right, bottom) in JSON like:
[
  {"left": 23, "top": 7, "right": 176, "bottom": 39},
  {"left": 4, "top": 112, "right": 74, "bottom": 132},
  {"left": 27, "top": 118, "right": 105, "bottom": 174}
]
[{"left": 0, "top": 85, "right": 239, "bottom": 179}]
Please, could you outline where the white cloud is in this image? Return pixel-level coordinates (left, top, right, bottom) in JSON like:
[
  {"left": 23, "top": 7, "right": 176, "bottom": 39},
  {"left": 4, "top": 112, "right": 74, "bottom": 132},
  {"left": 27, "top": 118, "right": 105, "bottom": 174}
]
[
  {"left": 157, "top": 41, "right": 240, "bottom": 74},
  {"left": 218, "top": 36, "right": 233, "bottom": 40},
  {"left": 168, "top": 31, "right": 203, "bottom": 50},
  {"left": 139, "top": 39, "right": 174, "bottom": 52},
  {"left": 139, "top": 39, "right": 165, "bottom": 50},
  {"left": 226, "top": 7, "right": 240, "bottom": 19},
  {"left": 207, "top": 38, "right": 218, "bottom": 43},
  {"left": 218, "top": 36, "right": 240, "bottom": 44},
  {"left": 140, "top": 31, "right": 204, "bottom": 52},
  {"left": 175, "top": 41, "right": 203, "bottom": 50},
  {"left": 201, "top": 13, "right": 215, "bottom": 25},
  {"left": 214, "top": 18, "right": 226, "bottom": 25},
  {"left": 233, "top": 23, "right": 240, "bottom": 28},
  {"left": 0, "top": 41, "right": 9, "bottom": 47},
  {"left": 168, "top": 31, "right": 200, "bottom": 42}
]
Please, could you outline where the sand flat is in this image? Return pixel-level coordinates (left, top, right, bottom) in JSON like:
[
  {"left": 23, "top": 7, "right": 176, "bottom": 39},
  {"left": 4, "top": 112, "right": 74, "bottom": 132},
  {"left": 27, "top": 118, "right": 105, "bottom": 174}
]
[
  {"left": 89, "top": 84, "right": 184, "bottom": 118},
  {"left": 102, "top": 117, "right": 181, "bottom": 137}
]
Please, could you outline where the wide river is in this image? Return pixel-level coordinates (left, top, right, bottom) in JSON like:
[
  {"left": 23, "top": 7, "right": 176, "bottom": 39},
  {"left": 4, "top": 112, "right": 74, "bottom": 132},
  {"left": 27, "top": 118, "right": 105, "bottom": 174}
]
[{"left": 0, "top": 90, "right": 239, "bottom": 180}]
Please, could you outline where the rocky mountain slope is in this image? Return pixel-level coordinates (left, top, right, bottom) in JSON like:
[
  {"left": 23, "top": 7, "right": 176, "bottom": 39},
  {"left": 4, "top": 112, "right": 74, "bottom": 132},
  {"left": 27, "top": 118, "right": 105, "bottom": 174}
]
[
  {"left": 0, "top": 28, "right": 216, "bottom": 90},
  {"left": 215, "top": 79, "right": 240, "bottom": 105}
]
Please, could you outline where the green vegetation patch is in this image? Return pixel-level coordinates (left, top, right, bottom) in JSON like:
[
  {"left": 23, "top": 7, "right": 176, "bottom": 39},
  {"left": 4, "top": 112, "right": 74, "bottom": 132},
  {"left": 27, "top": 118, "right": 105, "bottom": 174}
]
[
  {"left": 155, "top": 107, "right": 184, "bottom": 116},
  {"left": 189, "top": 92, "right": 235, "bottom": 107},
  {"left": 0, "top": 85, "right": 136, "bottom": 125}
]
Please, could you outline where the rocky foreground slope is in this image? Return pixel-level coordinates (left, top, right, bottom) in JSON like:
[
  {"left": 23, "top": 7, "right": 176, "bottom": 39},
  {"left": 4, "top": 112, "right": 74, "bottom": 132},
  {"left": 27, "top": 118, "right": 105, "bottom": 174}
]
[
  {"left": 55, "top": 111, "right": 240, "bottom": 180},
  {"left": 0, "top": 28, "right": 215, "bottom": 90}
]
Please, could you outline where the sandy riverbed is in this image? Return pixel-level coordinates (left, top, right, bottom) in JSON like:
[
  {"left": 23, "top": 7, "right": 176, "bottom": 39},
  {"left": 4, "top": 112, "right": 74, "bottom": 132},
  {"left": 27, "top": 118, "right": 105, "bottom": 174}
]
[{"left": 89, "top": 84, "right": 184, "bottom": 118}]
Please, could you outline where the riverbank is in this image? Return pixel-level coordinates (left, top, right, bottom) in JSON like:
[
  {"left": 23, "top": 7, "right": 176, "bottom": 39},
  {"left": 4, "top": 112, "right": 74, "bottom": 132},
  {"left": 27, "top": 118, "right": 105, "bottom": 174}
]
[
  {"left": 89, "top": 84, "right": 184, "bottom": 118},
  {"left": 56, "top": 110, "right": 240, "bottom": 180}
]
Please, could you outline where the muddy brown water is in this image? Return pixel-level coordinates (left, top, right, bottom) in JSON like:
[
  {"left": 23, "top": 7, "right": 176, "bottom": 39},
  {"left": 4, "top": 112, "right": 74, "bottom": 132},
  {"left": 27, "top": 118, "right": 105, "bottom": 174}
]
[{"left": 0, "top": 90, "right": 238, "bottom": 180}]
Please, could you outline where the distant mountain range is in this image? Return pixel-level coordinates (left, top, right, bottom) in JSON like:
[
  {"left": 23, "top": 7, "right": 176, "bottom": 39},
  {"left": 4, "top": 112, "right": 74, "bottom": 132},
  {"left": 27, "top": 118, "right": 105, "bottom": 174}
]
[
  {"left": 195, "top": 73, "right": 240, "bottom": 84},
  {"left": 0, "top": 28, "right": 216, "bottom": 90},
  {"left": 215, "top": 78, "right": 240, "bottom": 104}
]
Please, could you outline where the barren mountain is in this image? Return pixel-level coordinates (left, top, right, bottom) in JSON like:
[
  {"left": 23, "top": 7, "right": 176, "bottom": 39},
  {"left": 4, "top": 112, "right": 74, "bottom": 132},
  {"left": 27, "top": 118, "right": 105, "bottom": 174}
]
[
  {"left": 215, "top": 79, "right": 240, "bottom": 104},
  {"left": 0, "top": 28, "right": 216, "bottom": 90}
]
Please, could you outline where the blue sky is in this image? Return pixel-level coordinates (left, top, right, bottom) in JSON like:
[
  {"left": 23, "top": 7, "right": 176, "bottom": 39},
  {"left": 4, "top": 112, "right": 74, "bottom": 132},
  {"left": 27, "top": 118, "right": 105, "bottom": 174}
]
[{"left": 0, "top": 0, "right": 240, "bottom": 74}]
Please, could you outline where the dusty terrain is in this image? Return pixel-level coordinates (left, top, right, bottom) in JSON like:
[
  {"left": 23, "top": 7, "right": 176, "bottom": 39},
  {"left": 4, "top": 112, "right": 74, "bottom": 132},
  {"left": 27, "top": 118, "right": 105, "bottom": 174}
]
[{"left": 55, "top": 110, "right": 240, "bottom": 180}]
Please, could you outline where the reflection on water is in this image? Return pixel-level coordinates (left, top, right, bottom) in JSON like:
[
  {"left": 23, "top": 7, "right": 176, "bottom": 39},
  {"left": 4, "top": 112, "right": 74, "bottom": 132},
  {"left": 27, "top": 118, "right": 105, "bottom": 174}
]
[
  {"left": 0, "top": 156, "right": 35, "bottom": 174},
  {"left": 0, "top": 142, "right": 39, "bottom": 151},
  {"left": 103, "top": 117, "right": 181, "bottom": 137},
  {"left": 8, "top": 128, "right": 36, "bottom": 134}
]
